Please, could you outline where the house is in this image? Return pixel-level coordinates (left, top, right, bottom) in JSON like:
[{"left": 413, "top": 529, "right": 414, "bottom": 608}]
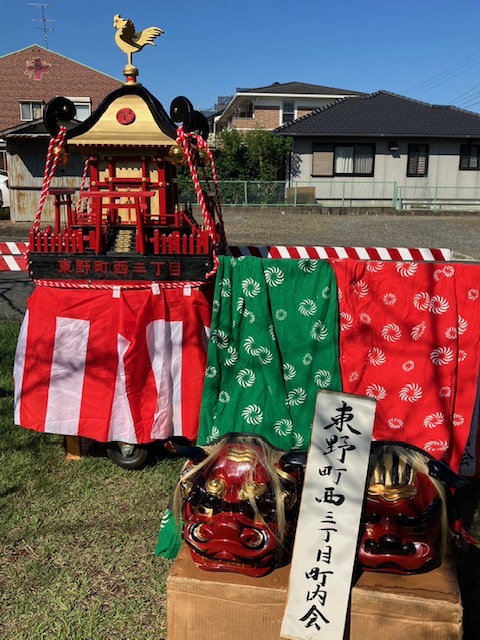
[
  {"left": 0, "top": 43, "right": 123, "bottom": 135},
  {"left": 214, "top": 81, "right": 362, "bottom": 135},
  {"left": 274, "top": 91, "right": 480, "bottom": 210},
  {"left": 0, "top": 44, "right": 122, "bottom": 219},
  {"left": 2, "top": 118, "right": 87, "bottom": 221}
]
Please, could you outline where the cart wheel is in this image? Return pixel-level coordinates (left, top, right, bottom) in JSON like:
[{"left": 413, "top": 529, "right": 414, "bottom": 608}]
[{"left": 106, "top": 442, "right": 148, "bottom": 469}]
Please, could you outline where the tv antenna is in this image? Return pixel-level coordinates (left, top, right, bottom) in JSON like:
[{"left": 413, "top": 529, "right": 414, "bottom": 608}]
[{"left": 28, "top": 3, "right": 55, "bottom": 49}]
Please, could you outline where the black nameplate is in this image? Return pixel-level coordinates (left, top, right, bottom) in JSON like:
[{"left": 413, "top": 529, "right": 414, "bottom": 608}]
[{"left": 28, "top": 253, "right": 214, "bottom": 282}]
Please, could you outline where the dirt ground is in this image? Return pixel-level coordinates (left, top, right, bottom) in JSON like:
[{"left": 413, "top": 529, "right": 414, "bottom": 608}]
[{"left": 1, "top": 210, "right": 480, "bottom": 260}]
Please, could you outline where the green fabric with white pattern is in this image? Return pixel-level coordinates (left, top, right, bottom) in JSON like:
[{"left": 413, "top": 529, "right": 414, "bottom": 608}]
[
  {"left": 155, "top": 508, "right": 182, "bottom": 558},
  {"left": 198, "top": 255, "right": 341, "bottom": 450}
]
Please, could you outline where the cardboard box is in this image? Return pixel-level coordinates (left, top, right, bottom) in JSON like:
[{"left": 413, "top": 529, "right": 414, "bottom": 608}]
[
  {"left": 167, "top": 544, "right": 290, "bottom": 640},
  {"left": 166, "top": 544, "right": 462, "bottom": 640},
  {"left": 350, "top": 551, "right": 463, "bottom": 640}
]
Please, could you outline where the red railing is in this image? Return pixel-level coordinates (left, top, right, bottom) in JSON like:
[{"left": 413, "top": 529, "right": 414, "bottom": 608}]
[
  {"left": 29, "top": 229, "right": 85, "bottom": 253},
  {"left": 29, "top": 227, "right": 212, "bottom": 256}
]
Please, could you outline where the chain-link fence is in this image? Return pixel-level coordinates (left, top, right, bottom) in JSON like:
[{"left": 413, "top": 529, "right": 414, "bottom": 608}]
[
  {"left": 396, "top": 185, "right": 480, "bottom": 211},
  {"left": 178, "top": 180, "right": 480, "bottom": 210}
]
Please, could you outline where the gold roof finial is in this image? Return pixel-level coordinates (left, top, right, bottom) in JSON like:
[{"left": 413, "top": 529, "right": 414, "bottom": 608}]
[{"left": 113, "top": 14, "right": 164, "bottom": 84}]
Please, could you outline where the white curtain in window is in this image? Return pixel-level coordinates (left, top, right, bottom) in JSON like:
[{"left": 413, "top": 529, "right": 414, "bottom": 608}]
[
  {"left": 20, "top": 102, "right": 42, "bottom": 121},
  {"left": 354, "top": 145, "right": 373, "bottom": 174},
  {"left": 32, "top": 103, "right": 43, "bottom": 120},
  {"left": 335, "top": 146, "right": 354, "bottom": 173}
]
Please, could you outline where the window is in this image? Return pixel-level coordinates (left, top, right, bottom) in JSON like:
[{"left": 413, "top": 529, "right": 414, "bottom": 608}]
[
  {"left": 235, "top": 100, "right": 253, "bottom": 118},
  {"left": 312, "top": 143, "right": 375, "bottom": 176},
  {"left": 407, "top": 144, "right": 429, "bottom": 177},
  {"left": 66, "top": 97, "right": 91, "bottom": 122},
  {"left": 19, "top": 100, "right": 43, "bottom": 121},
  {"left": 282, "top": 102, "right": 295, "bottom": 125},
  {"left": 312, "top": 143, "right": 335, "bottom": 176},
  {"left": 460, "top": 145, "right": 480, "bottom": 170},
  {"left": 73, "top": 102, "right": 91, "bottom": 121}
]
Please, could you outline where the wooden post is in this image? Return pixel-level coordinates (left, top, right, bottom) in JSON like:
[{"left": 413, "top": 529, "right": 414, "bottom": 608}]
[{"left": 64, "top": 436, "right": 82, "bottom": 461}]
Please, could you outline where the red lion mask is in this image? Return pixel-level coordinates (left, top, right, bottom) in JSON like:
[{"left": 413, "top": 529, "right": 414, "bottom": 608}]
[
  {"left": 174, "top": 434, "right": 304, "bottom": 577},
  {"left": 358, "top": 443, "right": 464, "bottom": 575}
]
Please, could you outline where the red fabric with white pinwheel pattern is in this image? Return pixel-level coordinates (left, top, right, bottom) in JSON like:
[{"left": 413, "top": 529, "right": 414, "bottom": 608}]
[{"left": 331, "top": 259, "right": 480, "bottom": 472}]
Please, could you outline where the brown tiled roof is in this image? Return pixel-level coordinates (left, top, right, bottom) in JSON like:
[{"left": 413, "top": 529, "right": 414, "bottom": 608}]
[
  {"left": 274, "top": 91, "right": 480, "bottom": 137},
  {"left": 239, "top": 81, "right": 362, "bottom": 95}
]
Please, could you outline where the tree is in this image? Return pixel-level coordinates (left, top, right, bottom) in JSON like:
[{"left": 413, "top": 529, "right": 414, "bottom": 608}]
[
  {"left": 213, "top": 129, "right": 248, "bottom": 180},
  {"left": 176, "top": 128, "right": 293, "bottom": 205},
  {"left": 214, "top": 128, "right": 292, "bottom": 181}
]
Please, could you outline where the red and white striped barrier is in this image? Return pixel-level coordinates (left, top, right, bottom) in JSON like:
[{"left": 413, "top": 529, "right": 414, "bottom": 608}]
[
  {"left": 0, "top": 242, "right": 451, "bottom": 272},
  {"left": 0, "top": 241, "right": 28, "bottom": 272},
  {"left": 227, "top": 245, "right": 451, "bottom": 261}
]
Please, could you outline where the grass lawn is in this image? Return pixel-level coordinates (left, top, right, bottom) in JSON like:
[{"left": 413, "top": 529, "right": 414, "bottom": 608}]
[
  {"left": 1, "top": 319, "right": 479, "bottom": 639},
  {"left": 0, "top": 320, "right": 183, "bottom": 640}
]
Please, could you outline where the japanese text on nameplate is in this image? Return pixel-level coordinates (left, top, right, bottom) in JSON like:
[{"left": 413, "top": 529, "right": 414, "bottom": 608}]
[{"left": 281, "top": 390, "right": 376, "bottom": 640}]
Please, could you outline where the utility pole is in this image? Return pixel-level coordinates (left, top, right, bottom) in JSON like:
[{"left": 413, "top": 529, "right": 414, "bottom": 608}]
[{"left": 28, "top": 3, "right": 55, "bottom": 49}]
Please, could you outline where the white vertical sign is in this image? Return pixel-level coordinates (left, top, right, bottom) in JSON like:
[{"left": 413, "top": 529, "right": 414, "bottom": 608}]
[{"left": 281, "top": 390, "right": 376, "bottom": 640}]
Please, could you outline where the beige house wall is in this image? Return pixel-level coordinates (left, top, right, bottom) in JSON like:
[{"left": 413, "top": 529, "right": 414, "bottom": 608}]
[
  {"left": 230, "top": 107, "right": 281, "bottom": 131},
  {"left": 222, "top": 96, "right": 345, "bottom": 131},
  {"left": 254, "top": 106, "right": 281, "bottom": 129},
  {"left": 290, "top": 138, "right": 480, "bottom": 207},
  {"left": 297, "top": 107, "right": 319, "bottom": 118},
  {"left": 293, "top": 138, "right": 480, "bottom": 187},
  {"left": 230, "top": 116, "right": 254, "bottom": 130}
]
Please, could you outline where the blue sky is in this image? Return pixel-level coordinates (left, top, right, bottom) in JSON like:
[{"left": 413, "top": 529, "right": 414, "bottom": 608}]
[{"left": 4, "top": 0, "right": 480, "bottom": 112}]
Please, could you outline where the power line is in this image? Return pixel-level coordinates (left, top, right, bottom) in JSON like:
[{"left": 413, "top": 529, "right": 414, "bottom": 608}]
[
  {"left": 406, "top": 48, "right": 480, "bottom": 95},
  {"left": 449, "top": 83, "right": 480, "bottom": 105},
  {"left": 455, "top": 91, "right": 480, "bottom": 109},
  {"left": 450, "top": 84, "right": 480, "bottom": 109},
  {"left": 28, "top": 3, "right": 55, "bottom": 49},
  {"left": 410, "top": 57, "right": 480, "bottom": 96},
  {"left": 457, "top": 99, "right": 480, "bottom": 109}
]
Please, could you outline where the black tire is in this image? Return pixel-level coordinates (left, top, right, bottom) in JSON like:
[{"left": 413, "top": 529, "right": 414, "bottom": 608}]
[{"left": 106, "top": 442, "right": 149, "bottom": 469}]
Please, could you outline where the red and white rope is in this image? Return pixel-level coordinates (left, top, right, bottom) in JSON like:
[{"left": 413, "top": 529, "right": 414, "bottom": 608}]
[
  {"left": 76, "top": 156, "right": 91, "bottom": 215},
  {"left": 33, "top": 279, "right": 208, "bottom": 290},
  {"left": 192, "top": 135, "right": 226, "bottom": 246},
  {"left": 30, "top": 127, "right": 67, "bottom": 238},
  {"left": 176, "top": 126, "right": 226, "bottom": 278}
]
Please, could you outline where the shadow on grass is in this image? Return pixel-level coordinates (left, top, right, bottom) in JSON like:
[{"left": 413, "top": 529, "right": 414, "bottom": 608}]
[
  {"left": 0, "top": 484, "right": 21, "bottom": 499},
  {"left": 76, "top": 437, "right": 188, "bottom": 469},
  {"left": 0, "top": 431, "right": 63, "bottom": 455}
]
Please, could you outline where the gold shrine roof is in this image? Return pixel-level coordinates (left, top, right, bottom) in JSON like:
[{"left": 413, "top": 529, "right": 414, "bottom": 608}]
[{"left": 66, "top": 84, "right": 177, "bottom": 147}]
